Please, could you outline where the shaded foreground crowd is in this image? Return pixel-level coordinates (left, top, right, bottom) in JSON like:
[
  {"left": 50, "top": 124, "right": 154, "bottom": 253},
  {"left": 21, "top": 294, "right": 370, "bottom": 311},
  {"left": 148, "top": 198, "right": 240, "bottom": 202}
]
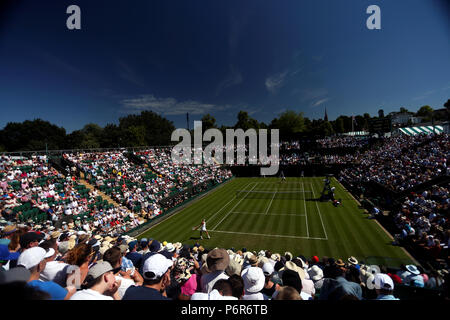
[{"left": 1, "top": 227, "right": 449, "bottom": 300}]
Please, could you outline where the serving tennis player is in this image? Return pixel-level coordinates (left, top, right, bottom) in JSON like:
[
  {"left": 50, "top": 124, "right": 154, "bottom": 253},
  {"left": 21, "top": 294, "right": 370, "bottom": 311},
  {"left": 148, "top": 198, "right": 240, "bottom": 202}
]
[{"left": 192, "top": 219, "right": 210, "bottom": 239}]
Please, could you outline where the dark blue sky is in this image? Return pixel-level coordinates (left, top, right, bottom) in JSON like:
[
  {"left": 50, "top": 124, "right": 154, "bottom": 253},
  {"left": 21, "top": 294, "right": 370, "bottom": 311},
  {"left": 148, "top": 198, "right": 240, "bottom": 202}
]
[{"left": 0, "top": 0, "right": 449, "bottom": 132}]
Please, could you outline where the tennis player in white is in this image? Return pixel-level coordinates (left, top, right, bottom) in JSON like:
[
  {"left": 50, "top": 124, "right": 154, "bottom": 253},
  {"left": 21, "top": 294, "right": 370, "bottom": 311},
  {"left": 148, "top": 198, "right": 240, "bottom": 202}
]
[{"left": 193, "top": 219, "right": 210, "bottom": 239}]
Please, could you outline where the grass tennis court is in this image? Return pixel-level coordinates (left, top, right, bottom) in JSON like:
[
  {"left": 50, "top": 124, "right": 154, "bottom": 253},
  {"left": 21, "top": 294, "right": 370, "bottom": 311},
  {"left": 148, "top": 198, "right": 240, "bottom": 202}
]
[{"left": 138, "top": 177, "right": 415, "bottom": 267}]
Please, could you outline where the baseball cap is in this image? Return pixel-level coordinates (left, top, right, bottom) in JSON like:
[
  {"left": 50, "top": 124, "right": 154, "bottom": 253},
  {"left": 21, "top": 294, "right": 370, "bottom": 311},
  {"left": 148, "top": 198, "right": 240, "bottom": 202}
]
[
  {"left": 17, "top": 247, "right": 46, "bottom": 269},
  {"left": 142, "top": 253, "right": 173, "bottom": 280},
  {"left": 149, "top": 240, "right": 161, "bottom": 252},
  {"left": 87, "top": 261, "right": 114, "bottom": 280},
  {"left": 374, "top": 273, "right": 395, "bottom": 290},
  {"left": 43, "top": 248, "right": 55, "bottom": 259},
  {"left": 128, "top": 240, "right": 138, "bottom": 251},
  {"left": 19, "top": 232, "right": 41, "bottom": 248}
]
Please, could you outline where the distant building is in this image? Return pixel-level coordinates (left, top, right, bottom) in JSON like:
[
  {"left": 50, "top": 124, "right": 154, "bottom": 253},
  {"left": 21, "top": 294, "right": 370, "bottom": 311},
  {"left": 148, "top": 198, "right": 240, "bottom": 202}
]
[{"left": 388, "top": 112, "right": 423, "bottom": 126}]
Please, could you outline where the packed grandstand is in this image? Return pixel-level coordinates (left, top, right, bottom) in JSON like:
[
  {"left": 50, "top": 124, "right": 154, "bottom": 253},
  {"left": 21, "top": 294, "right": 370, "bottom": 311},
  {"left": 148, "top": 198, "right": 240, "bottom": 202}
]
[{"left": 0, "top": 132, "right": 449, "bottom": 300}]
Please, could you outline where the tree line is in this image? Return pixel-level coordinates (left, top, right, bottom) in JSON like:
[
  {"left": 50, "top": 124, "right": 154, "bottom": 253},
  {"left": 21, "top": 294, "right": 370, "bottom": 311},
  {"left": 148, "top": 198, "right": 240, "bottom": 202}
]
[{"left": 0, "top": 100, "right": 448, "bottom": 152}]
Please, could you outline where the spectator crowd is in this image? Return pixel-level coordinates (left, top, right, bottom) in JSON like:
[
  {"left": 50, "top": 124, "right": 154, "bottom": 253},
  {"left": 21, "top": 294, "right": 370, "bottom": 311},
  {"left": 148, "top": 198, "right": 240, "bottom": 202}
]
[{"left": 1, "top": 225, "right": 448, "bottom": 300}]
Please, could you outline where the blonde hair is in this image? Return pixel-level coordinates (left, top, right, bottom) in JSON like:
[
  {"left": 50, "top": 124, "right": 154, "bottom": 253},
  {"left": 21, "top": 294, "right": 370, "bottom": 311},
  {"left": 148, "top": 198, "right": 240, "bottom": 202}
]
[{"left": 275, "top": 286, "right": 302, "bottom": 300}]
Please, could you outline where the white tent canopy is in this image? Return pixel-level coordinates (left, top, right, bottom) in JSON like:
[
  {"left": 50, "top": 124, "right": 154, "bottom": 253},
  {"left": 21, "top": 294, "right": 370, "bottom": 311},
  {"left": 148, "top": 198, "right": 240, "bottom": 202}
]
[{"left": 398, "top": 125, "right": 443, "bottom": 136}]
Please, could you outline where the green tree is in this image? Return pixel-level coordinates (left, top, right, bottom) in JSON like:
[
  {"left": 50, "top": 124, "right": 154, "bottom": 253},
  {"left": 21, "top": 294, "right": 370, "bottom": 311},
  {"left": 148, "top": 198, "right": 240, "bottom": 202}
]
[
  {"left": 119, "top": 111, "right": 175, "bottom": 146},
  {"left": 234, "top": 111, "right": 260, "bottom": 131},
  {"left": 270, "top": 110, "right": 305, "bottom": 139},
  {"left": 399, "top": 107, "right": 409, "bottom": 113},
  {"left": 0, "top": 119, "right": 66, "bottom": 151},
  {"left": 416, "top": 105, "right": 433, "bottom": 122},
  {"left": 123, "top": 125, "right": 146, "bottom": 147},
  {"left": 334, "top": 117, "right": 345, "bottom": 133},
  {"left": 201, "top": 114, "right": 217, "bottom": 131}
]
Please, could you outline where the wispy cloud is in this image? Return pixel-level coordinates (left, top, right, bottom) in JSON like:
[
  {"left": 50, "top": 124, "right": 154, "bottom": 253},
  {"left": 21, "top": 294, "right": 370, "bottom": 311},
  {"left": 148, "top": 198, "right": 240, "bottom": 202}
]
[
  {"left": 265, "top": 71, "right": 289, "bottom": 94},
  {"left": 215, "top": 64, "right": 243, "bottom": 96},
  {"left": 116, "top": 60, "right": 146, "bottom": 88},
  {"left": 297, "top": 88, "right": 330, "bottom": 108},
  {"left": 120, "top": 94, "right": 231, "bottom": 115},
  {"left": 311, "top": 98, "right": 330, "bottom": 107}
]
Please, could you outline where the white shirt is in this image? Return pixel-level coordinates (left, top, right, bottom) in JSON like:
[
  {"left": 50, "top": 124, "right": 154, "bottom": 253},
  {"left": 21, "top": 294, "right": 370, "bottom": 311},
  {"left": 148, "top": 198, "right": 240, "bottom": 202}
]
[
  {"left": 191, "top": 289, "right": 238, "bottom": 300},
  {"left": 70, "top": 289, "right": 114, "bottom": 300},
  {"left": 200, "top": 271, "right": 229, "bottom": 293},
  {"left": 115, "top": 275, "right": 135, "bottom": 299}
]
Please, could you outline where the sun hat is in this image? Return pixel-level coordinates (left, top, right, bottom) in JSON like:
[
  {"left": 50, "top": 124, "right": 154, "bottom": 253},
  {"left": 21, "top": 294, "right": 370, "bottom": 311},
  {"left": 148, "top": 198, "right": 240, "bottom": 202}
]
[
  {"left": 335, "top": 259, "right": 345, "bottom": 267},
  {"left": 0, "top": 244, "right": 20, "bottom": 261},
  {"left": 206, "top": 248, "right": 230, "bottom": 272},
  {"left": 17, "top": 247, "right": 46, "bottom": 269},
  {"left": 406, "top": 265, "right": 420, "bottom": 275},
  {"left": 165, "top": 243, "right": 175, "bottom": 253},
  {"left": 284, "top": 252, "right": 293, "bottom": 261},
  {"left": 374, "top": 273, "right": 395, "bottom": 290},
  {"left": 308, "top": 265, "right": 324, "bottom": 281},
  {"left": 173, "top": 257, "right": 193, "bottom": 283},
  {"left": 281, "top": 261, "right": 306, "bottom": 280},
  {"left": 246, "top": 253, "right": 258, "bottom": 267},
  {"left": 118, "top": 244, "right": 128, "bottom": 254},
  {"left": 348, "top": 256, "right": 358, "bottom": 265},
  {"left": 257, "top": 256, "right": 269, "bottom": 267},
  {"left": 2, "top": 225, "right": 17, "bottom": 235},
  {"left": 270, "top": 253, "right": 280, "bottom": 262},
  {"left": 242, "top": 267, "right": 265, "bottom": 293},
  {"left": 142, "top": 253, "right": 173, "bottom": 280},
  {"left": 262, "top": 262, "right": 274, "bottom": 276},
  {"left": 225, "top": 257, "right": 242, "bottom": 277}
]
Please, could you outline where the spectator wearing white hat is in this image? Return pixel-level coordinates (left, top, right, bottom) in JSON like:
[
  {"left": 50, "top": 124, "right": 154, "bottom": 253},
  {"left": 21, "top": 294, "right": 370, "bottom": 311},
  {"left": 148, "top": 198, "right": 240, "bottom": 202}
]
[
  {"left": 260, "top": 262, "right": 280, "bottom": 298},
  {"left": 241, "top": 267, "right": 267, "bottom": 300},
  {"left": 308, "top": 265, "right": 325, "bottom": 291},
  {"left": 17, "top": 247, "right": 75, "bottom": 300},
  {"left": 374, "top": 273, "right": 399, "bottom": 300},
  {"left": 122, "top": 253, "right": 173, "bottom": 300}
]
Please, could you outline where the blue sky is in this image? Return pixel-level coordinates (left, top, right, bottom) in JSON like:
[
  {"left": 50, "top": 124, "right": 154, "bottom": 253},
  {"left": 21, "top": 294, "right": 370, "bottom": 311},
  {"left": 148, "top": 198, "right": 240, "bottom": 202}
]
[{"left": 0, "top": 0, "right": 449, "bottom": 132}]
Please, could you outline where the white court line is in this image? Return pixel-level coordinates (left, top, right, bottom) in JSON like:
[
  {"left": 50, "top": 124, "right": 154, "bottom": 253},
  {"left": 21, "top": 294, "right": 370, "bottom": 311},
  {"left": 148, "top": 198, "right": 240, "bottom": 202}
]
[
  {"left": 235, "top": 212, "right": 306, "bottom": 216},
  {"left": 265, "top": 192, "right": 277, "bottom": 214},
  {"left": 311, "top": 182, "right": 328, "bottom": 240},
  {"left": 210, "top": 229, "right": 327, "bottom": 241},
  {"left": 211, "top": 182, "right": 258, "bottom": 230},
  {"left": 302, "top": 179, "right": 309, "bottom": 237},
  {"left": 206, "top": 181, "right": 253, "bottom": 223}
]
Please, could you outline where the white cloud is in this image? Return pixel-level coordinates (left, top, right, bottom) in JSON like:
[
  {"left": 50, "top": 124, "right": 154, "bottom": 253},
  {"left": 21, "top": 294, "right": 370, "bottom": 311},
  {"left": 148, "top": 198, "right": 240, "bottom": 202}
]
[
  {"left": 265, "top": 71, "right": 289, "bottom": 94},
  {"left": 120, "top": 94, "right": 231, "bottom": 115},
  {"left": 312, "top": 98, "right": 330, "bottom": 107}
]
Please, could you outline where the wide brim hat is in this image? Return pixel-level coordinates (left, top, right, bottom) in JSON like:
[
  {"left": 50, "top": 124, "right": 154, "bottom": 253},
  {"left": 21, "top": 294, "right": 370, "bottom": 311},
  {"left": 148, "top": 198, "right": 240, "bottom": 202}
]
[
  {"left": 335, "top": 259, "right": 345, "bottom": 267},
  {"left": 206, "top": 248, "right": 230, "bottom": 272},
  {"left": 348, "top": 256, "right": 358, "bottom": 265},
  {"left": 242, "top": 267, "right": 265, "bottom": 293},
  {"left": 406, "top": 265, "right": 420, "bottom": 275},
  {"left": 281, "top": 261, "right": 306, "bottom": 280},
  {"left": 225, "top": 258, "right": 242, "bottom": 277},
  {"left": 308, "top": 265, "right": 324, "bottom": 281}
]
